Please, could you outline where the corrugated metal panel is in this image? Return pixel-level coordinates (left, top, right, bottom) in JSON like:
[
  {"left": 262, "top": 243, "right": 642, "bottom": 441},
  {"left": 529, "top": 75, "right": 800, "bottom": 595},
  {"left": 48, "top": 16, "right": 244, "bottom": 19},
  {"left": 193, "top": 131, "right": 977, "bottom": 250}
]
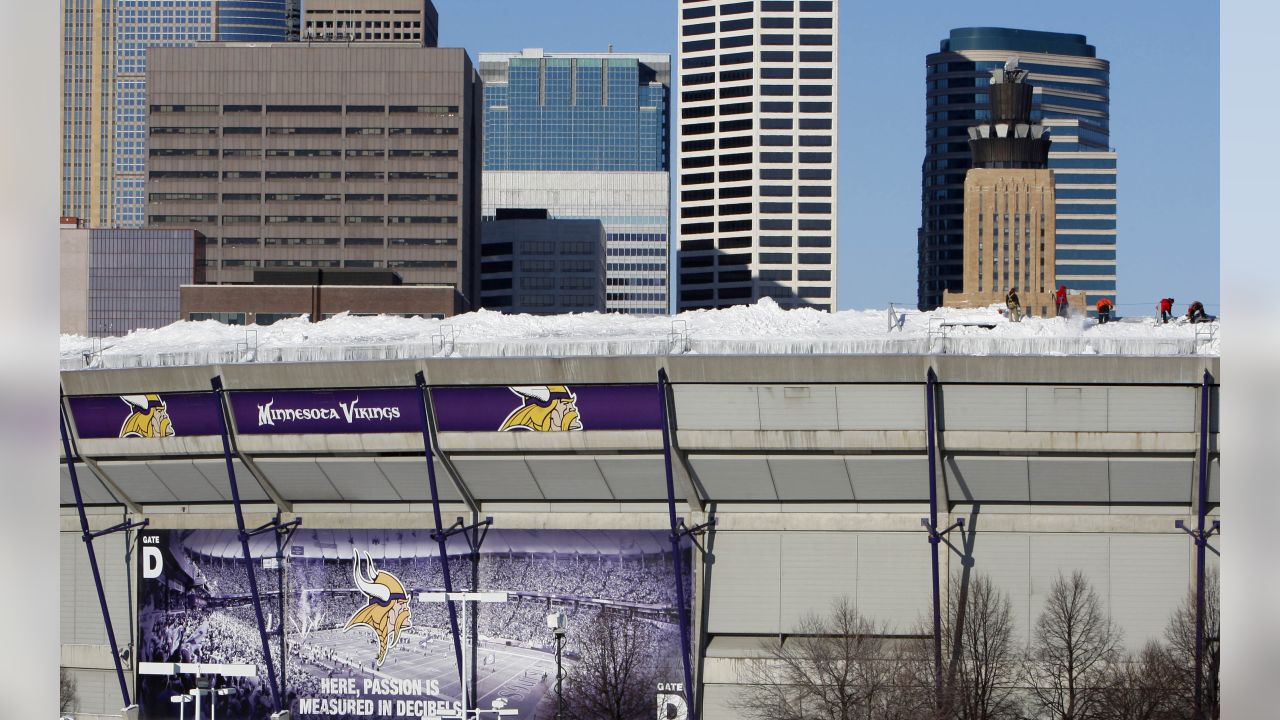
[
  {"left": 67, "top": 667, "right": 118, "bottom": 717},
  {"left": 1109, "top": 534, "right": 1190, "bottom": 650},
  {"left": 98, "top": 462, "right": 178, "bottom": 504},
  {"left": 1107, "top": 387, "right": 1195, "bottom": 432},
  {"left": 148, "top": 459, "right": 226, "bottom": 502},
  {"left": 1109, "top": 458, "right": 1193, "bottom": 503},
  {"left": 758, "top": 385, "right": 839, "bottom": 430},
  {"left": 374, "top": 457, "right": 460, "bottom": 502},
  {"left": 946, "top": 457, "right": 1030, "bottom": 502},
  {"left": 254, "top": 458, "right": 342, "bottom": 501},
  {"left": 847, "top": 456, "right": 930, "bottom": 501},
  {"left": 769, "top": 456, "right": 853, "bottom": 501},
  {"left": 955, "top": 532, "right": 1032, "bottom": 647},
  {"left": 450, "top": 457, "right": 544, "bottom": 500},
  {"left": 1207, "top": 458, "right": 1219, "bottom": 503},
  {"left": 690, "top": 455, "right": 776, "bottom": 501},
  {"left": 1026, "top": 386, "right": 1108, "bottom": 431},
  {"left": 525, "top": 457, "right": 614, "bottom": 500},
  {"left": 316, "top": 458, "right": 400, "bottom": 501},
  {"left": 857, "top": 533, "right": 930, "bottom": 629},
  {"left": 1028, "top": 457, "right": 1109, "bottom": 503},
  {"left": 780, "top": 532, "right": 858, "bottom": 630},
  {"left": 672, "top": 385, "right": 761, "bottom": 430},
  {"left": 701, "top": 684, "right": 750, "bottom": 720},
  {"left": 595, "top": 456, "right": 668, "bottom": 500},
  {"left": 707, "top": 532, "right": 781, "bottom": 634},
  {"left": 60, "top": 532, "right": 130, "bottom": 647},
  {"left": 942, "top": 385, "right": 1027, "bottom": 431},
  {"left": 60, "top": 464, "right": 119, "bottom": 505},
  {"left": 193, "top": 459, "right": 270, "bottom": 502},
  {"left": 1028, "top": 534, "right": 1110, "bottom": 630},
  {"left": 836, "top": 385, "right": 925, "bottom": 430}
]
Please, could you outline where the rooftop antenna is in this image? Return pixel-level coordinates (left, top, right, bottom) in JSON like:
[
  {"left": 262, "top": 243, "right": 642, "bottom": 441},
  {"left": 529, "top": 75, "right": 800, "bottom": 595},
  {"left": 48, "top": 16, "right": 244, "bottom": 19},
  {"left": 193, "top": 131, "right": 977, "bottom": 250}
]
[{"left": 608, "top": 43, "right": 613, "bottom": 53}]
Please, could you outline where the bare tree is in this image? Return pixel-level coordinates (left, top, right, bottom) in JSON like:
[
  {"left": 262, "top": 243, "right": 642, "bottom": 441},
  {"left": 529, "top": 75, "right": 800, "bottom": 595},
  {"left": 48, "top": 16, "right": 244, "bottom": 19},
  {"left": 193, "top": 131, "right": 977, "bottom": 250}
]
[
  {"left": 1163, "top": 568, "right": 1220, "bottom": 719},
  {"left": 1022, "top": 571, "right": 1121, "bottom": 720},
  {"left": 1093, "top": 641, "right": 1181, "bottom": 720},
  {"left": 562, "top": 610, "right": 664, "bottom": 720},
  {"left": 733, "top": 596, "right": 909, "bottom": 720},
  {"left": 942, "top": 575, "right": 1022, "bottom": 720},
  {"left": 60, "top": 667, "right": 77, "bottom": 715}
]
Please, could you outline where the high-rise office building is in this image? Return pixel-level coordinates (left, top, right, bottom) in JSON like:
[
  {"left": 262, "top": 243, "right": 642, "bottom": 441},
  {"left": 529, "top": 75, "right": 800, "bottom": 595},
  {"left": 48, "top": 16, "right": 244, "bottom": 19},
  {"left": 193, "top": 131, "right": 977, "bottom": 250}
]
[
  {"left": 144, "top": 44, "right": 483, "bottom": 307},
  {"left": 302, "top": 0, "right": 439, "bottom": 46},
  {"left": 479, "top": 49, "right": 670, "bottom": 315},
  {"left": 920, "top": 27, "right": 1116, "bottom": 311},
  {"left": 675, "top": 0, "right": 839, "bottom": 312},
  {"left": 480, "top": 210, "right": 608, "bottom": 315},
  {"left": 60, "top": 1, "right": 299, "bottom": 228}
]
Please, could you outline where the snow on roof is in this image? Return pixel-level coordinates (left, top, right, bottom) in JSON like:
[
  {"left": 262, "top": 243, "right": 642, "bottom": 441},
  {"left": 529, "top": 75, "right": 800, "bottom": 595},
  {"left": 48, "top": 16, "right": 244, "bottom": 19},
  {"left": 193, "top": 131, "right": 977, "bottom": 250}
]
[{"left": 59, "top": 298, "right": 1219, "bottom": 371}]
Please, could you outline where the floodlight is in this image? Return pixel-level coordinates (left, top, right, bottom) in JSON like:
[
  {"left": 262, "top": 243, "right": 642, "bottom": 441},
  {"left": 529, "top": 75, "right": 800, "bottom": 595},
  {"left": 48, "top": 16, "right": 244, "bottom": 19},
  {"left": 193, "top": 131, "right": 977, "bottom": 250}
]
[
  {"left": 547, "top": 611, "right": 566, "bottom": 630},
  {"left": 1174, "top": 519, "right": 1185, "bottom": 529}
]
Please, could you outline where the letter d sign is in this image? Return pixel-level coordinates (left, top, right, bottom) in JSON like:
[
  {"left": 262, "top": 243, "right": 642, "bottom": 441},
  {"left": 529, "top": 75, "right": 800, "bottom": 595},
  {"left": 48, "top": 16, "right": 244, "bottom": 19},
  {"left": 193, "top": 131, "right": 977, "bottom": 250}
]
[{"left": 142, "top": 546, "right": 163, "bottom": 579}]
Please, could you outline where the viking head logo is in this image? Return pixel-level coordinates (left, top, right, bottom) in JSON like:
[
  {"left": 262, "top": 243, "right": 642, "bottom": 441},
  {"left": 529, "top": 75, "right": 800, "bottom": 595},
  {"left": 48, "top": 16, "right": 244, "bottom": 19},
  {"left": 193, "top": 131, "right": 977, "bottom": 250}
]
[
  {"left": 118, "top": 394, "right": 174, "bottom": 438},
  {"left": 344, "top": 550, "right": 411, "bottom": 667},
  {"left": 499, "top": 386, "right": 583, "bottom": 432}
]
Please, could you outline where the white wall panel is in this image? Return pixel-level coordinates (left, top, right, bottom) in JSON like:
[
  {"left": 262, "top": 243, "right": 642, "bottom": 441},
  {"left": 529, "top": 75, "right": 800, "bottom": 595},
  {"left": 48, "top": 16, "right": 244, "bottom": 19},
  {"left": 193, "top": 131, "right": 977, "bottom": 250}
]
[
  {"left": 1028, "top": 457, "right": 1109, "bottom": 503},
  {"left": 1027, "top": 386, "right": 1108, "bottom": 431},
  {"left": 857, "top": 533, "right": 930, "bottom": 630},
  {"left": 758, "top": 385, "right": 839, "bottom": 430},
  {"left": 847, "top": 456, "right": 930, "bottom": 501},
  {"left": 836, "top": 385, "right": 925, "bottom": 430},
  {"left": 780, "top": 532, "right": 858, "bottom": 630},
  {"left": 942, "top": 386, "right": 1027, "bottom": 431},
  {"left": 946, "top": 457, "right": 1030, "bottom": 502},
  {"left": 672, "top": 385, "right": 760, "bottom": 430},
  {"left": 691, "top": 456, "right": 776, "bottom": 501},
  {"left": 1028, "top": 534, "right": 1110, "bottom": 638},
  {"left": 954, "top": 532, "right": 1033, "bottom": 647},
  {"left": 60, "top": 531, "right": 130, "bottom": 646},
  {"left": 1107, "top": 387, "right": 1195, "bottom": 432},
  {"left": 193, "top": 459, "right": 270, "bottom": 502},
  {"left": 1109, "top": 534, "right": 1190, "bottom": 650},
  {"left": 769, "top": 456, "right": 853, "bottom": 500},
  {"left": 1109, "top": 458, "right": 1193, "bottom": 503},
  {"left": 148, "top": 459, "right": 225, "bottom": 502},
  {"left": 707, "top": 532, "right": 781, "bottom": 634}
]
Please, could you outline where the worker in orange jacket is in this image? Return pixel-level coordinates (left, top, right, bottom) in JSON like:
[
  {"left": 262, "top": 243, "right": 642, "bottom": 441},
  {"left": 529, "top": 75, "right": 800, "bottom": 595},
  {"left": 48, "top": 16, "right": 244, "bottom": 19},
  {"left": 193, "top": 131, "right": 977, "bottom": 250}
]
[{"left": 1096, "top": 297, "right": 1115, "bottom": 324}]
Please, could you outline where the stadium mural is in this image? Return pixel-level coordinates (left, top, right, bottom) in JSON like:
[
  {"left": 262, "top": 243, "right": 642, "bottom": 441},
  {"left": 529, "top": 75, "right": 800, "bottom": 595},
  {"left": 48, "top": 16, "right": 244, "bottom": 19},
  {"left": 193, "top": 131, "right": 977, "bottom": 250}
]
[
  {"left": 431, "top": 384, "right": 663, "bottom": 432},
  {"left": 137, "top": 528, "right": 690, "bottom": 719},
  {"left": 67, "top": 393, "right": 222, "bottom": 438}
]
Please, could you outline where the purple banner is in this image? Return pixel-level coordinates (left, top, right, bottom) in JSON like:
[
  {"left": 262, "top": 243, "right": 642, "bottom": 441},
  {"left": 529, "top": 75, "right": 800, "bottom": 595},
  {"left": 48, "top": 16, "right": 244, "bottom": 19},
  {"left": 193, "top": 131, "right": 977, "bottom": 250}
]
[
  {"left": 67, "top": 392, "right": 222, "bottom": 439},
  {"left": 431, "top": 384, "right": 662, "bottom": 432},
  {"left": 230, "top": 388, "right": 424, "bottom": 435}
]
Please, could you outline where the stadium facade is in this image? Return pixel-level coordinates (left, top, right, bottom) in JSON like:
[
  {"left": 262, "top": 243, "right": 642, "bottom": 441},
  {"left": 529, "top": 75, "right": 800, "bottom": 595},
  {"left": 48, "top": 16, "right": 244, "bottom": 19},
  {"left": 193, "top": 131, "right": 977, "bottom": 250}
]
[{"left": 59, "top": 353, "right": 1219, "bottom": 719}]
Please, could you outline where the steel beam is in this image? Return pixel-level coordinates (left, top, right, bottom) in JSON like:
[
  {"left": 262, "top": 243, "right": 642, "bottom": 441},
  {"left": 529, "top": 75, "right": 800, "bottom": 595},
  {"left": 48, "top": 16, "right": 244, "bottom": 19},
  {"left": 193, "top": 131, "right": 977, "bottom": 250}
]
[{"left": 658, "top": 368, "right": 699, "bottom": 720}]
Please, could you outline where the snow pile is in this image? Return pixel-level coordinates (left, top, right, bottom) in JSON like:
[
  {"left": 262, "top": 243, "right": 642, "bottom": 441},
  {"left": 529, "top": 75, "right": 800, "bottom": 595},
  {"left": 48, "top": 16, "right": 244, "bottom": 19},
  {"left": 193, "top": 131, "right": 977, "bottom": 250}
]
[{"left": 59, "top": 298, "right": 1219, "bottom": 371}]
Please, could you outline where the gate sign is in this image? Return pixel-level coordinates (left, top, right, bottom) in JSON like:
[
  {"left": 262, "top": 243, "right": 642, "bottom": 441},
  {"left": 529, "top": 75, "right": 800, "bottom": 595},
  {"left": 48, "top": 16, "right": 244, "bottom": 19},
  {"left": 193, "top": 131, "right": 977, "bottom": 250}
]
[
  {"left": 67, "top": 393, "right": 222, "bottom": 439},
  {"left": 229, "top": 388, "right": 424, "bottom": 435},
  {"left": 431, "top": 384, "right": 662, "bottom": 432}
]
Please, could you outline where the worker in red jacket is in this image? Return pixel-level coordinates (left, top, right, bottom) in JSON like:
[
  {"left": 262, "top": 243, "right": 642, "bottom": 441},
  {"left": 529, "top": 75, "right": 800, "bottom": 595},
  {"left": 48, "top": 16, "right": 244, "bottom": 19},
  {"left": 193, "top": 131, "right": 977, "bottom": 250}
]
[
  {"left": 1055, "top": 285, "right": 1069, "bottom": 317},
  {"left": 1096, "top": 297, "right": 1114, "bottom": 324},
  {"left": 1158, "top": 297, "right": 1174, "bottom": 323}
]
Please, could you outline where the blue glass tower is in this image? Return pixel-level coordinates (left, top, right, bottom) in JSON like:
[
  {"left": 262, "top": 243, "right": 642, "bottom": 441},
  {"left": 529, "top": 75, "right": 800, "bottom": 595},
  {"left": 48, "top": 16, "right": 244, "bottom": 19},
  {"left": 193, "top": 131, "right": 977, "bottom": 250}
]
[
  {"left": 921, "top": 28, "right": 1117, "bottom": 312},
  {"left": 109, "top": 0, "right": 298, "bottom": 227},
  {"left": 480, "top": 50, "right": 671, "bottom": 314}
]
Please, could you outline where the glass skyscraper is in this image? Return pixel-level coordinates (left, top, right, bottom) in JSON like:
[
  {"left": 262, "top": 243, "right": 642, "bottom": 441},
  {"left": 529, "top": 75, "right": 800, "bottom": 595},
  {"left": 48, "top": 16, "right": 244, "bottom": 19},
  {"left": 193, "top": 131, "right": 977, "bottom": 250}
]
[
  {"left": 920, "top": 27, "right": 1117, "bottom": 311},
  {"left": 480, "top": 50, "right": 671, "bottom": 314},
  {"left": 61, "top": 1, "right": 298, "bottom": 228}
]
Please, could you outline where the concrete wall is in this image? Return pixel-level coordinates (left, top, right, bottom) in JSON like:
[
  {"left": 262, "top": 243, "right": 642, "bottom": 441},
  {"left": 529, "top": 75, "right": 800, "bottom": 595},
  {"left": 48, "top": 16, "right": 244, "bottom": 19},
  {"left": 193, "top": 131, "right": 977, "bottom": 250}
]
[{"left": 61, "top": 228, "right": 91, "bottom": 335}]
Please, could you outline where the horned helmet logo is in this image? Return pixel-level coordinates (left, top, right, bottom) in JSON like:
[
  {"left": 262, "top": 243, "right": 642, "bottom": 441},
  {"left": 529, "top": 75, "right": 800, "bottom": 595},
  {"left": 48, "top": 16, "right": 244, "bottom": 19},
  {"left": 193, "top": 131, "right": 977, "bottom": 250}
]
[
  {"left": 499, "top": 386, "right": 583, "bottom": 432},
  {"left": 344, "top": 550, "right": 411, "bottom": 667},
  {"left": 118, "top": 394, "right": 174, "bottom": 438}
]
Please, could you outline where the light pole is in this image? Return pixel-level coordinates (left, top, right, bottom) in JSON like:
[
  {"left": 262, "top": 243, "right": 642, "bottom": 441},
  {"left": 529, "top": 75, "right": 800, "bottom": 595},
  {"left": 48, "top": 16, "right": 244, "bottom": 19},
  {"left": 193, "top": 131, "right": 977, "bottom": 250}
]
[
  {"left": 547, "top": 611, "right": 567, "bottom": 720},
  {"left": 211, "top": 687, "right": 237, "bottom": 720},
  {"left": 170, "top": 694, "right": 193, "bottom": 720},
  {"left": 418, "top": 590, "right": 510, "bottom": 717}
]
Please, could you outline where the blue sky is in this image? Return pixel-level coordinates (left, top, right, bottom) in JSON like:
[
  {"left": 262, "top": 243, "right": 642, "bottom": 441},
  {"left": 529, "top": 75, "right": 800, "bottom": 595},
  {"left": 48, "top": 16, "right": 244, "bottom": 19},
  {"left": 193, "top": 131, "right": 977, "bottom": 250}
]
[{"left": 433, "top": 0, "right": 1220, "bottom": 312}]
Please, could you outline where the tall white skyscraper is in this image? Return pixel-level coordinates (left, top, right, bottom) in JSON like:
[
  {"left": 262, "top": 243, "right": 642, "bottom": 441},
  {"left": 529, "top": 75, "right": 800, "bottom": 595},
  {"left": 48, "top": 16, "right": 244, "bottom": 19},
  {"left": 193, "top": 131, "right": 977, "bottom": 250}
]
[{"left": 676, "top": 0, "right": 838, "bottom": 311}]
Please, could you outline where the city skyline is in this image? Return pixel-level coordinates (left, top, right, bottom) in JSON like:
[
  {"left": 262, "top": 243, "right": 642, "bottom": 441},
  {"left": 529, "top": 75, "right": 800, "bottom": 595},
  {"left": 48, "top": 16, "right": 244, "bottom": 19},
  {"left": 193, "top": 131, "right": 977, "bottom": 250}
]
[{"left": 437, "top": 0, "right": 1219, "bottom": 313}]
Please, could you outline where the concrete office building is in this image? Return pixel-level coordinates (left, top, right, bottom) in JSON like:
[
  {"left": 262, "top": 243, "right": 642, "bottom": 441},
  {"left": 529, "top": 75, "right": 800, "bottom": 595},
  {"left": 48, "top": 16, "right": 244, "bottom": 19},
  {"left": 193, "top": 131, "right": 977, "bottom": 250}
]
[
  {"left": 676, "top": 0, "right": 839, "bottom": 312},
  {"left": 480, "top": 49, "right": 670, "bottom": 314},
  {"left": 61, "top": 1, "right": 299, "bottom": 227},
  {"left": 920, "top": 27, "right": 1117, "bottom": 311},
  {"left": 480, "top": 211, "right": 607, "bottom": 314},
  {"left": 144, "top": 43, "right": 483, "bottom": 310},
  {"left": 60, "top": 221, "right": 205, "bottom": 336},
  {"left": 302, "top": 0, "right": 439, "bottom": 45}
]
